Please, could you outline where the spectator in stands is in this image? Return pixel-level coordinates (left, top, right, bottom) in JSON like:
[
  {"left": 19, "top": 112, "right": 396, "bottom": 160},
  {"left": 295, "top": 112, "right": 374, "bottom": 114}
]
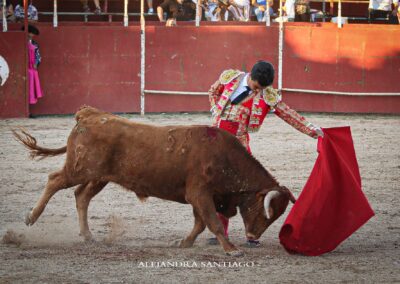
[
  {"left": 283, "top": 0, "right": 295, "bottom": 21},
  {"left": 157, "top": 0, "right": 197, "bottom": 25},
  {"left": 294, "top": 0, "right": 310, "bottom": 21},
  {"left": 228, "top": 0, "right": 251, "bottom": 21},
  {"left": 251, "top": 0, "right": 274, "bottom": 22},
  {"left": 397, "top": 5, "right": 400, "bottom": 22},
  {"left": 147, "top": 0, "right": 155, "bottom": 14},
  {"left": 14, "top": 0, "right": 38, "bottom": 23},
  {"left": 0, "top": 0, "right": 15, "bottom": 23},
  {"left": 209, "top": 0, "right": 230, "bottom": 21},
  {"left": 81, "top": 0, "right": 102, "bottom": 15},
  {"left": 22, "top": 24, "right": 43, "bottom": 104},
  {"left": 204, "top": 0, "right": 220, "bottom": 21},
  {"left": 368, "top": 0, "right": 399, "bottom": 24}
]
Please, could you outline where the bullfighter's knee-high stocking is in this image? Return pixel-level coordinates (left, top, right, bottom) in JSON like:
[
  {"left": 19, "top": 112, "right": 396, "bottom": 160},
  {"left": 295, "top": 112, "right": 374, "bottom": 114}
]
[{"left": 217, "top": 213, "right": 229, "bottom": 237}]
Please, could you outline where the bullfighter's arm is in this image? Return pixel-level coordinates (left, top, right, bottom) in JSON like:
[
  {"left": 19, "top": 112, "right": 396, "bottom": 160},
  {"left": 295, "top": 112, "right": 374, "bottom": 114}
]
[
  {"left": 273, "top": 101, "right": 323, "bottom": 138},
  {"left": 208, "top": 79, "right": 224, "bottom": 115}
]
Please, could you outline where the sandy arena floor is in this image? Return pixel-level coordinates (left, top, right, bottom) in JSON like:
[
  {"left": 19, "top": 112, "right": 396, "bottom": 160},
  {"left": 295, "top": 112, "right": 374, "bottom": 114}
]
[{"left": 0, "top": 112, "right": 399, "bottom": 283}]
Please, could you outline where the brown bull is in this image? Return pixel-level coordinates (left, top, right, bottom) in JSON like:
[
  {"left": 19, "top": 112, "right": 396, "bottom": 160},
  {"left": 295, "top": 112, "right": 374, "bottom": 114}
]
[{"left": 13, "top": 106, "right": 295, "bottom": 256}]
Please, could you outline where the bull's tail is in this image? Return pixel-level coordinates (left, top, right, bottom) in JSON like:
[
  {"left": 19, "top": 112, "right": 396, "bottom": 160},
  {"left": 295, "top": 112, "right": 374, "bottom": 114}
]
[{"left": 12, "top": 128, "right": 67, "bottom": 160}]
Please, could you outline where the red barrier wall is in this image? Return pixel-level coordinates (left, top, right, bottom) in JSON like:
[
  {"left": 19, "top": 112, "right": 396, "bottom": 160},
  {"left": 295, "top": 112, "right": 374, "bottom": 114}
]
[
  {"left": 0, "top": 32, "right": 28, "bottom": 118},
  {"left": 282, "top": 23, "right": 400, "bottom": 113},
  {"left": 145, "top": 25, "right": 279, "bottom": 112},
  {"left": 1, "top": 22, "right": 399, "bottom": 117},
  {"left": 29, "top": 25, "right": 141, "bottom": 115}
]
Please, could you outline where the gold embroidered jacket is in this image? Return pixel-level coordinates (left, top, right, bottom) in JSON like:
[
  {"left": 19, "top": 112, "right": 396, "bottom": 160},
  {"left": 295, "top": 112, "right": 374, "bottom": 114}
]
[{"left": 208, "top": 69, "right": 320, "bottom": 139}]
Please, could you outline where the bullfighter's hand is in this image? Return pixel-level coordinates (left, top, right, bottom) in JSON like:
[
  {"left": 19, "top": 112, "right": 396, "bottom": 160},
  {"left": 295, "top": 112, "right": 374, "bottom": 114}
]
[{"left": 316, "top": 127, "right": 324, "bottom": 138}]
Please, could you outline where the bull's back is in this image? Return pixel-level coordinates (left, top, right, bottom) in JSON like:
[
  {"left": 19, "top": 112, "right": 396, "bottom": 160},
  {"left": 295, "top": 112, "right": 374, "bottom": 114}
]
[{"left": 67, "top": 107, "right": 250, "bottom": 199}]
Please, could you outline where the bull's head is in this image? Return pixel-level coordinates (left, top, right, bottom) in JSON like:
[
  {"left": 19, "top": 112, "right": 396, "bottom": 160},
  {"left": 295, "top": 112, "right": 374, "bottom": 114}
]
[{"left": 239, "top": 186, "right": 296, "bottom": 240}]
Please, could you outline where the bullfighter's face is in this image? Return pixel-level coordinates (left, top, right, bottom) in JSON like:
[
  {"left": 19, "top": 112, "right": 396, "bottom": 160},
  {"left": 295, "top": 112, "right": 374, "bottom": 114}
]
[
  {"left": 247, "top": 76, "right": 265, "bottom": 94},
  {"left": 239, "top": 190, "right": 291, "bottom": 240}
]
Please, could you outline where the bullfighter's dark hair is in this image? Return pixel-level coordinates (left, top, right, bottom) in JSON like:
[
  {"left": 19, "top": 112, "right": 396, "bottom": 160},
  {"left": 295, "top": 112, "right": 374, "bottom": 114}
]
[{"left": 250, "top": 61, "right": 274, "bottom": 87}]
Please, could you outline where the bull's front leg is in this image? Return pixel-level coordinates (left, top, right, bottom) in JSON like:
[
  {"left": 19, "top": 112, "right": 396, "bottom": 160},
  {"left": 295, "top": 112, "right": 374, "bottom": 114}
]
[
  {"left": 186, "top": 190, "right": 243, "bottom": 257},
  {"left": 180, "top": 208, "right": 206, "bottom": 248}
]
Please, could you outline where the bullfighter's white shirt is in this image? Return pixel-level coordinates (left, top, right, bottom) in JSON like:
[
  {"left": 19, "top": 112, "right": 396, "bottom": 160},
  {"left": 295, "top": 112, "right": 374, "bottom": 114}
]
[{"left": 230, "top": 73, "right": 253, "bottom": 102}]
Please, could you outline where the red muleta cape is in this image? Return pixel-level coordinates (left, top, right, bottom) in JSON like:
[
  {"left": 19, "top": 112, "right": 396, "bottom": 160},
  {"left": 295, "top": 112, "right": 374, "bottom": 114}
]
[{"left": 279, "top": 126, "right": 375, "bottom": 256}]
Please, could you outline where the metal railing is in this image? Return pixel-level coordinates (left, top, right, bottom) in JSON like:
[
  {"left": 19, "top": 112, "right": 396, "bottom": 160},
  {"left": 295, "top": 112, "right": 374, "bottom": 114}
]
[
  {"left": 1, "top": 0, "right": 385, "bottom": 30},
  {"left": 44, "top": 0, "right": 153, "bottom": 27},
  {"left": 2, "top": 0, "right": 398, "bottom": 115}
]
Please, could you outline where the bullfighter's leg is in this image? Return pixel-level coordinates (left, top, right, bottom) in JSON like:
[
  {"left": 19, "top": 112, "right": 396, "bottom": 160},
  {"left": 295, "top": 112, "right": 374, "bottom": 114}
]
[
  {"left": 187, "top": 191, "right": 243, "bottom": 256},
  {"left": 74, "top": 181, "right": 108, "bottom": 241},
  {"left": 25, "top": 168, "right": 74, "bottom": 226},
  {"left": 180, "top": 208, "right": 206, "bottom": 248}
]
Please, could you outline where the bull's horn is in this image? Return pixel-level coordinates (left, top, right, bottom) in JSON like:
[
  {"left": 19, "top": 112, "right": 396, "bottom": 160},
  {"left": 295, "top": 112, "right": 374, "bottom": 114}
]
[{"left": 264, "top": 190, "right": 280, "bottom": 219}]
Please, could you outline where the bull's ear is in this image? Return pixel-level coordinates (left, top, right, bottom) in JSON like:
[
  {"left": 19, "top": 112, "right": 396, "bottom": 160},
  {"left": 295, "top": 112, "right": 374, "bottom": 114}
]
[{"left": 281, "top": 186, "right": 296, "bottom": 203}]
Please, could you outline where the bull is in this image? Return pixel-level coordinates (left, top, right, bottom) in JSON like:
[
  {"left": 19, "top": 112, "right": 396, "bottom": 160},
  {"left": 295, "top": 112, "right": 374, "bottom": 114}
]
[{"left": 13, "top": 106, "right": 296, "bottom": 256}]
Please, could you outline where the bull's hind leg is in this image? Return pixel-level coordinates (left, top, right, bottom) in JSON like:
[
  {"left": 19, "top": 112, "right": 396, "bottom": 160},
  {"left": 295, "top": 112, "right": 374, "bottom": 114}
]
[
  {"left": 180, "top": 208, "right": 206, "bottom": 248},
  {"left": 74, "top": 181, "right": 108, "bottom": 241},
  {"left": 25, "top": 168, "right": 74, "bottom": 226}
]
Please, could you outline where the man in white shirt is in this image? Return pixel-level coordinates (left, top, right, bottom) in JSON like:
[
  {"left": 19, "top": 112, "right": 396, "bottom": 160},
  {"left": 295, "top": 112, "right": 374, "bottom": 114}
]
[
  {"left": 228, "top": 0, "right": 251, "bottom": 21},
  {"left": 284, "top": 0, "right": 295, "bottom": 21},
  {"left": 368, "top": 0, "right": 399, "bottom": 23}
]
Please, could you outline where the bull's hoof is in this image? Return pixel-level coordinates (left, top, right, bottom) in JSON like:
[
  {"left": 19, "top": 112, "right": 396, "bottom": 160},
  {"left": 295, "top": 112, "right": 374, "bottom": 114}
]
[
  {"left": 24, "top": 211, "right": 34, "bottom": 226},
  {"left": 80, "top": 232, "right": 94, "bottom": 242},
  {"left": 226, "top": 250, "right": 244, "bottom": 257},
  {"left": 84, "top": 237, "right": 96, "bottom": 244},
  {"left": 170, "top": 238, "right": 184, "bottom": 248},
  {"left": 179, "top": 239, "right": 194, "bottom": 248}
]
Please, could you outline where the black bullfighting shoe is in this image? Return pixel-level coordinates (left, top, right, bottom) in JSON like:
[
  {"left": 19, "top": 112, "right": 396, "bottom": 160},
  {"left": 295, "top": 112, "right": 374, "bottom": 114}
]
[
  {"left": 207, "top": 237, "right": 218, "bottom": 245},
  {"left": 245, "top": 239, "right": 261, "bottom": 248},
  {"left": 207, "top": 237, "right": 229, "bottom": 245}
]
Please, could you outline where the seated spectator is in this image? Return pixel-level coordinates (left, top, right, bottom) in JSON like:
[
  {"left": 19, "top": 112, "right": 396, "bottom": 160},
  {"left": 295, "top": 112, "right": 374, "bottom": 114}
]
[
  {"left": 157, "top": 0, "right": 197, "bottom": 25},
  {"left": 81, "top": 0, "right": 102, "bottom": 15},
  {"left": 210, "top": 0, "right": 230, "bottom": 21},
  {"left": 294, "top": 0, "right": 310, "bottom": 22},
  {"left": 228, "top": 0, "right": 251, "bottom": 21},
  {"left": 283, "top": 0, "right": 295, "bottom": 21},
  {"left": 147, "top": 0, "right": 155, "bottom": 14},
  {"left": 204, "top": 0, "right": 220, "bottom": 21},
  {"left": 368, "top": 0, "right": 399, "bottom": 24},
  {"left": 14, "top": 0, "right": 38, "bottom": 23},
  {"left": 0, "top": 0, "right": 15, "bottom": 23},
  {"left": 251, "top": 0, "right": 274, "bottom": 22},
  {"left": 398, "top": 5, "right": 400, "bottom": 22}
]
